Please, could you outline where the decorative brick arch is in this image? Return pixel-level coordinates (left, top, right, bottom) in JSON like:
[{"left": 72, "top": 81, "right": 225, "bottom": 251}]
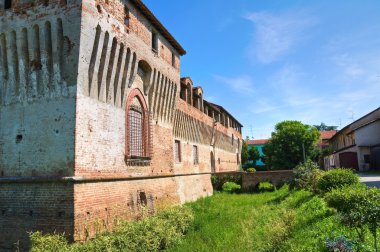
[{"left": 125, "top": 88, "right": 151, "bottom": 160}]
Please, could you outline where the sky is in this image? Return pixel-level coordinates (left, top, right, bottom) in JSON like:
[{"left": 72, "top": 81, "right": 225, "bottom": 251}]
[{"left": 144, "top": 0, "right": 380, "bottom": 139}]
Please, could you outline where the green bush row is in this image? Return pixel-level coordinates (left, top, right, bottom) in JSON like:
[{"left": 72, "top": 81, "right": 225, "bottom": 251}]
[
  {"left": 292, "top": 160, "right": 380, "bottom": 251},
  {"left": 292, "top": 160, "right": 360, "bottom": 194},
  {"left": 30, "top": 206, "right": 193, "bottom": 252}
]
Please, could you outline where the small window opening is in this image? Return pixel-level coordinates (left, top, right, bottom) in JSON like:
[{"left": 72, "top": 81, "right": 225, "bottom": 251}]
[
  {"left": 232, "top": 134, "right": 234, "bottom": 145},
  {"left": 174, "top": 140, "right": 181, "bottom": 163},
  {"left": 152, "top": 31, "right": 158, "bottom": 53},
  {"left": 171, "top": 52, "right": 176, "bottom": 67},
  {"left": 364, "top": 154, "right": 370, "bottom": 164},
  {"left": 4, "top": 0, "right": 11, "bottom": 9},
  {"left": 96, "top": 4, "right": 102, "bottom": 13},
  {"left": 16, "top": 134, "right": 23, "bottom": 143},
  {"left": 139, "top": 191, "right": 147, "bottom": 206},
  {"left": 124, "top": 6, "right": 130, "bottom": 27},
  {"left": 193, "top": 145, "right": 199, "bottom": 165}
]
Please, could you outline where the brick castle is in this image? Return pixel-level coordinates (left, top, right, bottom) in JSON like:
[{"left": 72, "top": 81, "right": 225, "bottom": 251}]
[{"left": 0, "top": 0, "right": 242, "bottom": 249}]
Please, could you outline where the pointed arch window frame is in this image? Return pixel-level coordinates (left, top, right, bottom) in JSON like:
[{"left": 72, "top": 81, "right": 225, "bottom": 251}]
[{"left": 125, "top": 88, "right": 151, "bottom": 160}]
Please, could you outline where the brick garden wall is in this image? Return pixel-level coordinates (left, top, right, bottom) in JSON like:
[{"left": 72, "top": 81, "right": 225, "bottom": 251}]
[{"left": 213, "top": 170, "right": 294, "bottom": 192}]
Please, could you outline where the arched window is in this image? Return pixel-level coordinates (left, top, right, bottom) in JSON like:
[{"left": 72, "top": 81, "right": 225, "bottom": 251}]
[{"left": 125, "top": 89, "right": 151, "bottom": 162}]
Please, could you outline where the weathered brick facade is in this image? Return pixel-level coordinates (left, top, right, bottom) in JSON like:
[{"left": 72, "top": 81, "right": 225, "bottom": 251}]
[{"left": 0, "top": 0, "right": 242, "bottom": 250}]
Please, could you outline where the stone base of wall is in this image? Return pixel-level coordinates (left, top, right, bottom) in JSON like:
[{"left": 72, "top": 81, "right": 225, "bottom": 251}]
[{"left": 0, "top": 174, "right": 212, "bottom": 250}]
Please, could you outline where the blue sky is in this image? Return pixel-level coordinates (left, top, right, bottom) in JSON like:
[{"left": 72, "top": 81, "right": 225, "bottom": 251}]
[{"left": 144, "top": 0, "right": 380, "bottom": 139}]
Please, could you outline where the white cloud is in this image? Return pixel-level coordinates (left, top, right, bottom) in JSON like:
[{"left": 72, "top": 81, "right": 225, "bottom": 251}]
[
  {"left": 214, "top": 74, "right": 255, "bottom": 96},
  {"left": 330, "top": 53, "right": 365, "bottom": 80},
  {"left": 245, "top": 9, "right": 317, "bottom": 64}
]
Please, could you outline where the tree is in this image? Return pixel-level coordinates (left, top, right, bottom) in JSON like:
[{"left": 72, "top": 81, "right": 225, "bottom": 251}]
[
  {"left": 313, "top": 122, "right": 337, "bottom": 131},
  {"left": 241, "top": 140, "right": 249, "bottom": 165},
  {"left": 264, "top": 120, "right": 320, "bottom": 170},
  {"left": 248, "top": 146, "right": 260, "bottom": 166},
  {"left": 241, "top": 141, "right": 260, "bottom": 168}
]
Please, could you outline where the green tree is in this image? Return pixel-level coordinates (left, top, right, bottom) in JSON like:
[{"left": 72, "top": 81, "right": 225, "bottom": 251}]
[
  {"left": 241, "top": 140, "right": 249, "bottom": 165},
  {"left": 248, "top": 145, "right": 260, "bottom": 166},
  {"left": 313, "top": 122, "right": 337, "bottom": 131},
  {"left": 241, "top": 141, "right": 260, "bottom": 168},
  {"left": 264, "top": 120, "right": 320, "bottom": 170}
]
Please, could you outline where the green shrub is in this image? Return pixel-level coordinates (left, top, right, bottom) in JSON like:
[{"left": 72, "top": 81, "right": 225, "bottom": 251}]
[
  {"left": 30, "top": 206, "right": 194, "bottom": 252},
  {"left": 30, "top": 232, "right": 70, "bottom": 252},
  {"left": 258, "top": 181, "right": 275, "bottom": 192},
  {"left": 325, "top": 184, "right": 380, "bottom": 250},
  {"left": 211, "top": 175, "right": 218, "bottom": 188},
  {"left": 211, "top": 174, "right": 242, "bottom": 191},
  {"left": 292, "top": 160, "right": 324, "bottom": 192},
  {"left": 222, "top": 182, "right": 241, "bottom": 193},
  {"left": 317, "top": 168, "right": 359, "bottom": 194},
  {"left": 246, "top": 168, "right": 256, "bottom": 173}
]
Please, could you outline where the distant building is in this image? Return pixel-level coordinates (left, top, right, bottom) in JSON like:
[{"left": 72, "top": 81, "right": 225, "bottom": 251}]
[
  {"left": 247, "top": 139, "right": 269, "bottom": 166},
  {"left": 318, "top": 130, "right": 337, "bottom": 149},
  {"left": 325, "top": 107, "right": 380, "bottom": 171}
]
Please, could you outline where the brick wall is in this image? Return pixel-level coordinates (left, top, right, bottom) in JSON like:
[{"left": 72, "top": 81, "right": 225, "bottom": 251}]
[
  {"left": 0, "top": 182, "right": 74, "bottom": 251},
  {"left": 73, "top": 174, "right": 212, "bottom": 241},
  {"left": 213, "top": 170, "right": 294, "bottom": 192}
]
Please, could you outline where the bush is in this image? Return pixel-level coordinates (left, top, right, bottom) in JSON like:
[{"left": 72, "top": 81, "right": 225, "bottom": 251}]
[
  {"left": 325, "top": 184, "right": 380, "bottom": 250},
  {"left": 222, "top": 182, "right": 241, "bottom": 193},
  {"left": 246, "top": 168, "right": 256, "bottom": 173},
  {"left": 258, "top": 181, "right": 275, "bottom": 192},
  {"left": 211, "top": 174, "right": 242, "bottom": 191},
  {"left": 30, "top": 232, "right": 70, "bottom": 252},
  {"left": 30, "top": 206, "right": 194, "bottom": 252},
  {"left": 292, "top": 160, "right": 324, "bottom": 192},
  {"left": 317, "top": 168, "right": 359, "bottom": 194}
]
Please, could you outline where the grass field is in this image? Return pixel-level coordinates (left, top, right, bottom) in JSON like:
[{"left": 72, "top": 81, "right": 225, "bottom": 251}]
[{"left": 168, "top": 185, "right": 373, "bottom": 252}]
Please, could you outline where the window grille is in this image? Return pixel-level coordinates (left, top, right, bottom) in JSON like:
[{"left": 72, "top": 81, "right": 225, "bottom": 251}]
[
  {"left": 174, "top": 140, "right": 181, "bottom": 163},
  {"left": 128, "top": 108, "right": 144, "bottom": 158},
  {"left": 193, "top": 145, "right": 199, "bottom": 165}
]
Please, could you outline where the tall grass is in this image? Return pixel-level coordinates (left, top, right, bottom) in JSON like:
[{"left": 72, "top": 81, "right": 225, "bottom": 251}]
[{"left": 168, "top": 185, "right": 374, "bottom": 252}]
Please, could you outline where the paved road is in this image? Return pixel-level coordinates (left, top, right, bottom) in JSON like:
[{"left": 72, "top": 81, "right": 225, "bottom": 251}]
[{"left": 359, "top": 173, "right": 380, "bottom": 188}]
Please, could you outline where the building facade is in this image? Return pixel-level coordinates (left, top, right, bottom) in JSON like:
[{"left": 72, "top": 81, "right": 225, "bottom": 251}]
[
  {"left": 325, "top": 108, "right": 380, "bottom": 171},
  {"left": 0, "top": 0, "right": 242, "bottom": 249}
]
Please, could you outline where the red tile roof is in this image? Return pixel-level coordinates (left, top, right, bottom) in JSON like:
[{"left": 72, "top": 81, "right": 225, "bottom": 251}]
[
  {"left": 246, "top": 139, "right": 269, "bottom": 145},
  {"left": 320, "top": 130, "right": 337, "bottom": 140}
]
